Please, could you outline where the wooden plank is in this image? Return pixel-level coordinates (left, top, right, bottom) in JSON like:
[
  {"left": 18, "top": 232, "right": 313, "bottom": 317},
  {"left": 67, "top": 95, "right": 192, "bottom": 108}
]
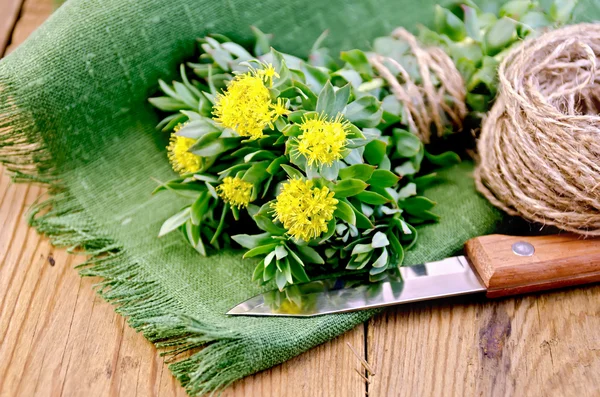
[
  {"left": 0, "top": 1, "right": 367, "bottom": 395},
  {"left": 367, "top": 288, "right": 600, "bottom": 396},
  {"left": 0, "top": 0, "right": 23, "bottom": 55}
]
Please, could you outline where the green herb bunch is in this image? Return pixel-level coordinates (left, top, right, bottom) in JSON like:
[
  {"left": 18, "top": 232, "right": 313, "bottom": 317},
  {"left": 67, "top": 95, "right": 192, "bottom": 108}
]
[
  {"left": 420, "top": 0, "right": 578, "bottom": 113},
  {"left": 149, "top": 29, "right": 461, "bottom": 291}
]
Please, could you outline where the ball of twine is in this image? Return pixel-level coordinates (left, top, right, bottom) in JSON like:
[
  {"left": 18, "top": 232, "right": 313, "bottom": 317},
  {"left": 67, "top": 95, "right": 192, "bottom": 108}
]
[
  {"left": 475, "top": 24, "right": 600, "bottom": 235},
  {"left": 369, "top": 28, "right": 467, "bottom": 144}
]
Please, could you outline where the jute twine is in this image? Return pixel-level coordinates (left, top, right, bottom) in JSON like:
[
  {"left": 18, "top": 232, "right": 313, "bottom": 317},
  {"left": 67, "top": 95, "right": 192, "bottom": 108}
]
[
  {"left": 369, "top": 28, "right": 467, "bottom": 143},
  {"left": 475, "top": 24, "right": 600, "bottom": 235}
]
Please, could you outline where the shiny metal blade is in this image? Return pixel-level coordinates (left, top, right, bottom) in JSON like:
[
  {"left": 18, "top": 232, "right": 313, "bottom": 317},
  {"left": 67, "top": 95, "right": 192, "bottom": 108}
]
[{"left": 227, "top": 256, "right": 486, "bottom": 317}]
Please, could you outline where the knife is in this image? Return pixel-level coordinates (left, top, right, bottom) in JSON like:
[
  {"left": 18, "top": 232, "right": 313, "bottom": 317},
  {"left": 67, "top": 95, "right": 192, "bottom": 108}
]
[{"left": 227, "top": 233, "right": 600, "bottom": 317}]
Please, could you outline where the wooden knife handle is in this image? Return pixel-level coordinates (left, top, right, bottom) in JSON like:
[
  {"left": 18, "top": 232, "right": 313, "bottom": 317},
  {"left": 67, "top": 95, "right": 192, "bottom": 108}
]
[{"left": 464, "top": 234, "right": 600, "bottom": 298}]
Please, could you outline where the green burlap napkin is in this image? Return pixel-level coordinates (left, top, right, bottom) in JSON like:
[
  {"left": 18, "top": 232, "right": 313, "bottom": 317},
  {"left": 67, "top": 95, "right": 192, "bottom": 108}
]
[{"left": 1, "top": 0, "right": 598, "bottom": 394}]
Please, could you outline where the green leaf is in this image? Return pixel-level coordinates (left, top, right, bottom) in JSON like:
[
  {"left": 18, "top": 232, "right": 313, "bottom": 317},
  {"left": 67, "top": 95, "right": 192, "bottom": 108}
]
[
  {"left": 519, "top": 12, "right": 552, "bottom": 34},
  {"left": 316, "top": 80, "right": 336, "bottom": 116},
  {"left": 191, "top": 191, "right": 210, "bottom": 225},
  {"left": 397, "top": 182, "right": 417, "bottom": 199},
  {"left": 210, "top": 204, "right": 228, "bottom": 245},
  {"left": 549, "top": 0, "right": 577, "bottom": 23},
  {"left": 434, "top": 5, "right": 467, "bottom": 41},
  {"left": 368, "top": 169, "right": 400, "bottom": 188},
  {"left": 158, "top": 79, "right": 179, "bottom": 99},
  {"left": 254, "top": 214, "right": 286, "bottom": 235},
  {"left": 500, "top": 1, "right": 532, "bottom": 18},
  {"left": 193, "top": 174, "right": 219, "bottom": 183},
  {"left": 333, "top": 69, "right": 363, "bottom": 89},
  {"left": 275, "top": 244, "right": 288, "bottom": 260},
  {"left": 276, "top": 265, "right": 288, "bottom": 290},
  {"left": 189, "top": 132, "right": 239, "bottom": 157},
  {"left": 413, "top": 173, "right": 438, "bottom": 190},
  {"left": 371, "top": 231, "right": 390, "bottom": 248},
  {"left": 363, "top": 140, "right": 387, "bottom": 165},
  {"left": 348, "top": 201, "right": 374, "bottom": 229},
  {"left": 173, "top": 81, "right": 200, "bottom": 109},
  {"left": 242, "top": 161, "right": 269, "bottom": 184},
  {"left": 401, "top": 196, "right": 435, "bottom": 211},
  {"left": 148, "top": 96, "right": 188, "bottom": 111},
  {"left": 372, "top": 248, "right": 389, "bottom": 268},
  {"left": 251, "top": 26, "right": 271, "bottom": 56},
  {"left": 394, "top": 161, "right": 417, "bottom": 177},
  {"left": 318, "top": 219, "right": 337, "bottom": 243},
  {"left": 484, "top": 17, "right": 517, "bottom": 56},
  {"left": 288, "top": 257, "right": 310, "bottom": 282},
  {"left": 340, "top": 49, "right": 373, "bottom": 78},
  {"left": 264, "top": 261, "right": 276, "bottom": 282},
  {"left": 425, "top": 151, "right": 461, "bottom": 167},
  {"left": 351, "top": 243, "right": 373, "bottom": 256},
  {"left": 267, "top": 156, "right": 288, "bottom": 175},
  {"left": 333, "top": 179, "right": 368, "bottom": 198},
  {"left": 158, "top": 207, "right": 191, "bottom": 237},
  {"left": 302, "top": 63, "right": 330, "bottom": 93},
  {"left": 387, "top": 232, "right": 404, "bottom": 266},
  {"left": 467, "top": 56, "right": 499, "bottom": 93},
  {"left": 295, "top": 245, "right": 324, "bottom": 265},
  {"left": 252, "top": 262, "right": 265, "bottom": 282},
  {"left": 244, "top": 243, "right": 280, "bottom": 258},
  {"left": 331, "top": 84, "right": 351, "bottom": 116},
  {"left": 339, "top": 164, "right": 376, "bottom": 181},
  {"left": 333, "top": 199, "right": 356, "bottom": 225},
  {"left": 292, "top": 81, "right": 318, "bottom": 110},
  {"left": 356, "top": 191, "right": 390, "bottom": 205},
  {"left": 395, "top": 129, "right": 422, "bottom": 158},
  {"left": 400, "top": 197, "right": 440, "bottom": 221},
  {"left": 152, "top": 180, "right": 206, "bottom": 199},
  {"left": 244, "top": 150, "right": 277, "bottom": 163},
  {"left": 157, "top": 113, "right": 188, "bottom": 132},
  {"left": 344, "top": 95, "right": 383, "bottom": 128},
  {"left": 281, "top": 164, "right": 304, "bottom": 179},
  {"left": 270, "top": 48, "right": 292, "bottom": 89},
  {"left": 232, "top": 232, "right": 273, "bottom": 249},
  {"left": 463, "top": 6, "right": 481, "bottom": 41}
]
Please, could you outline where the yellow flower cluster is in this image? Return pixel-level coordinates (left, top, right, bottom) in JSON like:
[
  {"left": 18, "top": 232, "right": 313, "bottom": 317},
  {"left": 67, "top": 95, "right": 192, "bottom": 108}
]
[
  {"left": 217, "top": 176, "right": 253, "bottom": 208},
  {"left": 167, "top": 126, "right": 201, "bottom": 175},
  {"left": 272, "top": 178, "right": 338, "bottom": 241},
  {"left": 213, "top": 65, "right": 288, "bottom": 140},
  {"left": 297, "top": 114, "right": 349, "bottom": 167}
]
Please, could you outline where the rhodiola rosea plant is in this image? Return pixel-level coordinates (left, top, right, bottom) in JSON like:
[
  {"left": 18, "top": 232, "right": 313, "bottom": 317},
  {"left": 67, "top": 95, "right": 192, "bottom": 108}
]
[{"left": 149, "top": 28, "right": 462, "bottom": 290}]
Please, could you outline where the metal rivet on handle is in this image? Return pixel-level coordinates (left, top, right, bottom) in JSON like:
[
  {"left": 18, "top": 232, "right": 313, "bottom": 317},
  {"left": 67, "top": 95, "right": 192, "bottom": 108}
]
[{"left": 512, "top": 241, "right": 535, "bottom": 257}]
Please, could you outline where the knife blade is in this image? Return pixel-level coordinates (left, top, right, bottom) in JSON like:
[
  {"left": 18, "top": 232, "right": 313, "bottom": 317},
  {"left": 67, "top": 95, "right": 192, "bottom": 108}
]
[{"left": 228, "top": 233, "right": 600, "bottom": 317}]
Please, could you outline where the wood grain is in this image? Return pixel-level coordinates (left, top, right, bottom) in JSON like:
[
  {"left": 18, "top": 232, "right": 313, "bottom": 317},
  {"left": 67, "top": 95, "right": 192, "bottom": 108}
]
[
  {"left": 466, "top": 233, "right": 600, "bottom": 297},
  {"left": 367, "top": 288, "right": 600, "bottom": 397}
]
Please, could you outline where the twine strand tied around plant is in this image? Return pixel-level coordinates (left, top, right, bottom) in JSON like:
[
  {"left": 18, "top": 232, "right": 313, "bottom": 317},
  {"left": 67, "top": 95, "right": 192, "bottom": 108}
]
[{"left": 368, "top": 28, "right": 467, "bottom": 143}]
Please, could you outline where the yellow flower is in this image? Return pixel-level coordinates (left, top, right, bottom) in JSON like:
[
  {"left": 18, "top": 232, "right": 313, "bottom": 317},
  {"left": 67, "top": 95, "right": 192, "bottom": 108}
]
[
  {"left": 256, "top": 64, "right": 280, "bottom": 87},
  {"left": 272, "top": 178, "right": 338, "bottom": 241},
  {"left": 297, "top": 114, "right": 349, "bottom": 167},
  {"left": 217, "top": 176, "right": 253, "bottom": 208},
  {"left": 213, "top": 64, "right": 283, "bottom": 140},
  {"left": 167, "top": 129, "right": 201, "bottom": 175},
  {"left": 271, "top": 98, "right": 290, "bottom": 119}
]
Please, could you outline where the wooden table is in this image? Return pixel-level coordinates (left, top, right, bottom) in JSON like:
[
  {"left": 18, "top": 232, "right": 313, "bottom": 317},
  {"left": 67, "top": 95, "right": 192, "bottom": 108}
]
[{"left": 1, "top": 1, "right": 599, "bottom": 396}]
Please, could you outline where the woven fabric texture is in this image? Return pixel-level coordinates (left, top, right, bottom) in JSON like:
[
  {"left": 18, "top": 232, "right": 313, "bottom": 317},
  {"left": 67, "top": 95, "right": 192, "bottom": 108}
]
[{"left": 1, "top": 0, "right": 597, "bottom": 394}]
